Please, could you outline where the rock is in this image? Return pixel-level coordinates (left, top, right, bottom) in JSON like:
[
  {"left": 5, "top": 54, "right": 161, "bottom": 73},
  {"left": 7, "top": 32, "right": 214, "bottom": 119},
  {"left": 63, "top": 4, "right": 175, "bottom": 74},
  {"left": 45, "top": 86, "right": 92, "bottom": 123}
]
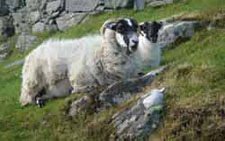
[
  {"left": 68, "top": 67, "right": 166, "bottom": 117},
  {"left": 68, "top": 96, "right": 89, "bottom": 116},
  {"left": 145, "top": 0, "right": 173, "bottom": 7},
  {"left": 0, "top": 16, "right": 15, "bottom": 37},
  {"left": 110, "top": 88, "right": 165, "bottom": 140},
  {"left": 158, "top": 21, "right": 198, "bottom": 48},
  {"left": 65, "top": 0, "right": 100, "bottom": 12},
  {"left": 4, "top": 59, "right": 24, "bottom": 69},
  {"left": 12, "top": 9, "right": 30, "bottom": 33},
  {"left": 105, "top": 0, "right": 134, "bottom": 9},
  {"left": 0, "top": 0, "right": 9, "bottom": 16},
  {"left": 26, "top": 0, "right": 47, "bottom": 11},
  {"left": 15, "top": 32, "right": 40, "bottom": 52},
  {"left": 56, "top": 13, "right": 87, "bottom": 30},
  {"left": 99, "top": 67, "right": 165, "bottom": 107},
  {"left": 5, "top": 0, "right": 25, "bottom": 12},
  {"left": 32, "top": 22, "right": 45, "bottom": 32},
  {"left": 32, "top": 20, "right": 58, "bottom": 33},
  {"left": 0, "top": 41, "right": 11, "bottom": 59},
  {"left": 46, "top": 0, "right": 64, "bottom": 14},
  {"left": 28, "top": 11, "right": 41, "bottom": 24},
  {"left": 134, "top": 0, "right": 145, "bottom": 11}
]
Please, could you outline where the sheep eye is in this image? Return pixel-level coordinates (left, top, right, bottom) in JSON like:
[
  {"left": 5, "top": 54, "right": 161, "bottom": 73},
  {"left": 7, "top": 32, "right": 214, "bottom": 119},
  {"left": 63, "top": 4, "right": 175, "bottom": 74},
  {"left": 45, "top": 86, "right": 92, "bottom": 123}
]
[{"left": 117, "top": 25, "right": 125, "bottom": 33}]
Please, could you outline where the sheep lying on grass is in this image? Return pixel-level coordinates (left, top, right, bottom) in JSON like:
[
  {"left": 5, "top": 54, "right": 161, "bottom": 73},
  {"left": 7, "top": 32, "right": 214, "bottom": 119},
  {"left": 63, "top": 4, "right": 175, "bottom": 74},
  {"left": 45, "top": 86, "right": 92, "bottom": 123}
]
[
  {"left": 20, "top": 18, "right": 140, "bottom": 106},
  {"left": 137, "top": 21, "right": 163, "bottom": 70}
]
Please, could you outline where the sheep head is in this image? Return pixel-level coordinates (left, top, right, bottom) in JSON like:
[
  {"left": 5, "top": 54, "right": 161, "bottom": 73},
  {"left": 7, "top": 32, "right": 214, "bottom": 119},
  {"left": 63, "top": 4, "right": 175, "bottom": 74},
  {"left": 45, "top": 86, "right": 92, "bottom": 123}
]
[
  {"left": 100, "top": 18, "right": 139, "bottom": 55},
  {"left": 139, "top": 21, "right": 162, "bottom": 43}
]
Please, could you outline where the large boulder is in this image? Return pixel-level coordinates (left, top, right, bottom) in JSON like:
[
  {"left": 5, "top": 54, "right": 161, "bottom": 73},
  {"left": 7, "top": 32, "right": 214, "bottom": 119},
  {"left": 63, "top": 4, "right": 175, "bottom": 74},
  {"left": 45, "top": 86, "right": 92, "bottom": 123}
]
[
  {"left": 28, "top": 11, "right": 41, "bottom": 24},
  {"left": 104, "top": 0, "right": 134, "bottom": 9},
  {"left": 0, "top": 16, "right": 14, "bottom": 37},
  {"left": 46, "top": 0, "right": 64, "bottom": 14},
  {"left": 25, "top": 0, "right": 47, "bottom": 11},
  {"left": 5, "top": 0, "right": 25, "bottom": 12},
  {"left": 0, "top": 41, "right": 11, "bottom": 59},
  {"left": 65, "top": 0, "right": 101, "bottom": 12},
  {"left": 56, "top": 13, "right": 87, "bottom": 31},
  {"left": 145, "top": 0, "right": 173, "bottom": 7},
  {"left": 110, "top": 89, "right": 164, "bottom": 140},
  {"left": 158, "top": 21, "right": 199, "bottom": 48},
  {"left": 32, "top": 21, "right": 58, "bottom": 32},
  {"left": 0, "top": 0, "right": 9, "bottom": 16},
  {"left": 134, "top": 0, "right": 145, "bottom": 11},
  {"left": 12, "top": 9, "right": 31, "bottom": 33},
  {"left": 15, "top": 32, "right": 40, "bottom": 52}
]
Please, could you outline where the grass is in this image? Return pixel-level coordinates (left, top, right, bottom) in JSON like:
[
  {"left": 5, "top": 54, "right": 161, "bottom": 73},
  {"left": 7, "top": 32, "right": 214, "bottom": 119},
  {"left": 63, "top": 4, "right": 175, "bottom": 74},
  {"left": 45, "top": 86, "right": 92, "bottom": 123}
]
[
  {"left": 150, "top": 29, "right": 225, "bottom": 140},
  {"left": 0, "top": 0, "right": 225, "bottom": 140}
]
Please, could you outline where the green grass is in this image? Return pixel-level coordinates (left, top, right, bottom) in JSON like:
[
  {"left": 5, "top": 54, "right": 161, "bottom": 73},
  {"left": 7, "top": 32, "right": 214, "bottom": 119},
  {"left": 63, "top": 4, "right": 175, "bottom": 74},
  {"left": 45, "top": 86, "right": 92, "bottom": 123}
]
[
  {"left": 0, "top": 0, "right": 225, "bottom": 140},
  {"left": 150, "top": 29, "right": 225, "bottom": 140}
]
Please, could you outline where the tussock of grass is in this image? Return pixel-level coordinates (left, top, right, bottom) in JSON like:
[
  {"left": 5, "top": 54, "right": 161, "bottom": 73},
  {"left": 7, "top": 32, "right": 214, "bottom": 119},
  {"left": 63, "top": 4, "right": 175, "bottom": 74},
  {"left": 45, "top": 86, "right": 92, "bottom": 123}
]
[{"left": 149, "top": 29, "right": 225, "bottom": 140}]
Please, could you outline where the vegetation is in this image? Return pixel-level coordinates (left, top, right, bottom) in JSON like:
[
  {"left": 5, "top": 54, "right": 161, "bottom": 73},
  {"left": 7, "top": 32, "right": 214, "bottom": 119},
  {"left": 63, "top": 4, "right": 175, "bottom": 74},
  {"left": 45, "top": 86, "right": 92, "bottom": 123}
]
[{"left": 0, "top": 0, "right": 225, "bottom": 140}]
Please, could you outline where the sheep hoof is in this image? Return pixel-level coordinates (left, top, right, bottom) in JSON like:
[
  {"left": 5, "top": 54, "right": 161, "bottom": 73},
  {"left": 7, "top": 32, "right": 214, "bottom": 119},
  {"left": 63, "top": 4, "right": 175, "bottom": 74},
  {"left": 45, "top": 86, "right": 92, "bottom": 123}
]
[
  {"left": 138, "top": 72, "right": 145, "bottom": 76},
  {"left": 35, "top": 97, "right": 45, "bottom": 108}
]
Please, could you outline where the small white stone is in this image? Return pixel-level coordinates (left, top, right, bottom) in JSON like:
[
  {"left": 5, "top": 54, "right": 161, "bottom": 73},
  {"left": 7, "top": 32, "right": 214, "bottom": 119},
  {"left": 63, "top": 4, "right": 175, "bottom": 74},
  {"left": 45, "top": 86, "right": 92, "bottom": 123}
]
[{"left": 142, "top": 88, "right": 165, "bottom": 109}]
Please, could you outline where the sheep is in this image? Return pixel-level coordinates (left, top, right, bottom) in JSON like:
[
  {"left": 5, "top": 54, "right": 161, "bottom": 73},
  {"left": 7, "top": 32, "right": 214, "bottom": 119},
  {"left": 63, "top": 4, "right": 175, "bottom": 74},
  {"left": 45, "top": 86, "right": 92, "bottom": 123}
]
[
  {"left": 20, "top": 18, "right": 140, "bottom": 106},
  {"left": 136, "top": 21, "right": 163, "bottom": 70}
]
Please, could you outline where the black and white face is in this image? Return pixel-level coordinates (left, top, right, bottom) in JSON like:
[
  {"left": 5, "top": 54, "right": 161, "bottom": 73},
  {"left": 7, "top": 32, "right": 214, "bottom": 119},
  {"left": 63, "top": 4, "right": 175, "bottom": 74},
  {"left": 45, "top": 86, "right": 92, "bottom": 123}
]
[
  {"left": 106, "top": 18, "right": 139, "bottom": 55},
  {"left": 139, "top": 21, "right": 162, "bottom": 43}
]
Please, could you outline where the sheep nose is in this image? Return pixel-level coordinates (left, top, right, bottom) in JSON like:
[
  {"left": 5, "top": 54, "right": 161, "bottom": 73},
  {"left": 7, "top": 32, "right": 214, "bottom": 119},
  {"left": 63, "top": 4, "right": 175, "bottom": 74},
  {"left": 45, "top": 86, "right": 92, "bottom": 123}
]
[{"left": 132, "top": 40, "right": 139, "bottom": 45}]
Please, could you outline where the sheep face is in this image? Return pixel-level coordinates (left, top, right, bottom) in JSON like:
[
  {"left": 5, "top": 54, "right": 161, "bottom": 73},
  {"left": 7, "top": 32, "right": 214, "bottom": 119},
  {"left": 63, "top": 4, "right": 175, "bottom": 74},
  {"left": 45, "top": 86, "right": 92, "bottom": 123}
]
[
  {"left": 139, "top": 21, "right": 162, "bottom": 43},
  {"left": 104, "top": 18, "right": 139, "bottom": 55}
]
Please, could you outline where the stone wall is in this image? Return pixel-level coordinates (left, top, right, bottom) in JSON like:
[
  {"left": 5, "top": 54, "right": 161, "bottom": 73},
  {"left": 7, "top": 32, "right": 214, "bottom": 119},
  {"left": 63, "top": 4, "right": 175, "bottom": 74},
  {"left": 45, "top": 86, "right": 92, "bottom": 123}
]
[
  {"left": 0, "top": 0, "right": 175, "bottom": 58},
  {"left": 0, "top": 0, "right": 148, "bottom": 36}
]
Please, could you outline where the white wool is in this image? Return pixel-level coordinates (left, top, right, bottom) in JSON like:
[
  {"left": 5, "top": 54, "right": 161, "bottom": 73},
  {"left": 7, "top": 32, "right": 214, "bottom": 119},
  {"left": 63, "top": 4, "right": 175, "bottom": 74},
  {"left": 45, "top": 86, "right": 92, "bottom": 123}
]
[
  {"left": 20, "top": 34, "right": 102, "bottom": 105},
  {"left": 142, "top": 88, "right": 165, "bottom": 109},
  {"left": 136, "top": 35, "right": 161, "bottom": 70},
  {"left": 20, "top": 24, "right": 139, "bottom": 106}
]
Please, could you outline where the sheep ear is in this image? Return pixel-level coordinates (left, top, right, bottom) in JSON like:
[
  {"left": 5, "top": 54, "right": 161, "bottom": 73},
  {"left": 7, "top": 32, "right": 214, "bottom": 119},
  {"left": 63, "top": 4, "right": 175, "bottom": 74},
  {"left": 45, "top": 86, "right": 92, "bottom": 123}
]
[
  {"left": 105, "top": 22, "right": 117, "bottom": 31},
  {"left": 100, "top": 20, "right": 117, "bottom": 35},
  {"left": 156, "top": 21, "right": 163, "bottom": 30}
]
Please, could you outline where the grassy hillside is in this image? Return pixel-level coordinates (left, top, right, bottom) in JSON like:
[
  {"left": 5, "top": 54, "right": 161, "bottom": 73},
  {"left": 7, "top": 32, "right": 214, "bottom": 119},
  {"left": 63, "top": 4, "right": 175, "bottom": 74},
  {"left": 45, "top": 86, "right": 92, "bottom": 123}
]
[{"left": 0, "top": 0, "right": 225, "bottom": 140}]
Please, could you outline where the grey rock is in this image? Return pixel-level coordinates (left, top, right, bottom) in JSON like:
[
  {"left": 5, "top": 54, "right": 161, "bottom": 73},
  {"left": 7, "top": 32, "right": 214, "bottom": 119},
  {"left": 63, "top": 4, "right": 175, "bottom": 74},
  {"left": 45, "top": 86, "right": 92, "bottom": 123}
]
[
  {"left": 68, "top": 67, "right": 165, "bottom": 117},
  {"left": 12, "top": 9, "right": 31, "bottom": 33},
  {"left": 134, "top": 0, "right": 145, "bottom": 11},
  {"left": 110, "top": 89, "right": 164, "bottom": 140},
  {"left": 68, "top": 96, "right": 89, "bottom": 116},
  {"left": 28, "top": 11, "right": 41, "bottom": 24},
  {"left": 0, "top": 16, "right": 14, "bottom": 37},
  {"left": 5, "top": 0, "right": 25, "bottom": 12},
  {"left": 45, "top": 23, "right": 58, "bottom": 32},
  {"left": 32, "top": 21, "right": 58, "bottom": 33},
  {"left": 26, "top": 0, "right": 47, "bottom": 11},
  {"left": 46, "top": 0, "right": 63, "bottom": 14},
  {"left": 0, "top": 0, "right": 9, "bottom": 16},
  {"left": 32, "top": 22, "right": 45, "bottom": 32},
  {"left": 4, "top": 59, "right": 24, "bottom": 69},
  {"left": 146, "top": 0, "right": 173, "bottom": 7},
  {"left": 158, "top": 21, "right": 198, "bottom": 48},
  {"left": 99, "top": 67, "right": 165, "bottom": 107},
  {"left": 56, "top": 13, "right": 87, "bottom": 31},
  {"left": 105, "top": 0, "right": 134, "bottom": 9},
  {"left": 65, "top": 0, "right": 100, "bottom": 12},
  {"left": 15, "top": 32, "right": 40, "bottom": 52},
  {"left": 0, "top": 41, "right": 11, "bottom": 59}
]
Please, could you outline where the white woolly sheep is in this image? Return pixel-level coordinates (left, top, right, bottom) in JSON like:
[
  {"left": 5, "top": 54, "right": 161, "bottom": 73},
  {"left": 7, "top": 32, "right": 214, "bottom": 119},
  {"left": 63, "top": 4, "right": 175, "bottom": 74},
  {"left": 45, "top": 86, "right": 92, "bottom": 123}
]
[
  {"left": 136, "top": 21, "right": 163, "bottom": 70},
  {"left": 20, "top": 18, "right": 140, "bottom": 106}
]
